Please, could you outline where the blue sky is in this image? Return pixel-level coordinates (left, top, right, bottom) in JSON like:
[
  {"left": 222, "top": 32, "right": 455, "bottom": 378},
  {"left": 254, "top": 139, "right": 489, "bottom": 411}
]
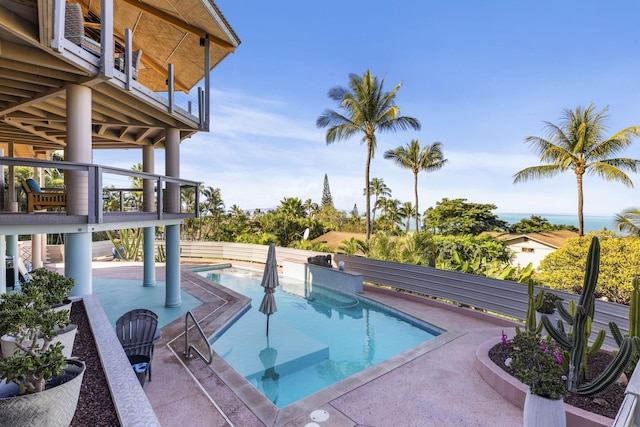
[{"left": 96, "top": 1, "right": 640, "bottom": 216}]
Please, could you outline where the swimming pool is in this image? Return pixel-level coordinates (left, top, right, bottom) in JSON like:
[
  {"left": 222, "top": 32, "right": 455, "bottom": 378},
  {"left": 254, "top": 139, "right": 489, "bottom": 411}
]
[{"left": 197, "top": 266, "right": 442, "bottom": 408}]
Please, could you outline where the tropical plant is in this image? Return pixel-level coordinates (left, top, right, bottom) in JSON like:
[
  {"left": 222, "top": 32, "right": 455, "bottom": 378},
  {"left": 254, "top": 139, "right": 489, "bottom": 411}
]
[
  {"left": 507, "top": 331, "right": 567, "bottom": 399},
  {"left": 537, "top": 231, "right": 640, "bottom": 304},
  {"left": 541, "top": 236, "right": 632, "bottom": 395},
  {"left": 614, "top": 207, "right": 640, "bottom": 236},
  {"left": 338, "top": 237, "right": 366, "bottom": 255},
  {"left": 107, "top": 228, "right": 143, "bottom": 261},
  {"left": 398, "top": 201, "right": 416, "bottom": 232},
  {"left": 513, "top": 104, "right": 640, "bottom": 236},
  {"left": 384, "top": 140, "right": 447, "bottom": 232},
  {"left": 366, "top": 177, "right": 391, "bottom": 229},
  {"left": 317, "top": 70, "right": 421, "bottom": 240}
]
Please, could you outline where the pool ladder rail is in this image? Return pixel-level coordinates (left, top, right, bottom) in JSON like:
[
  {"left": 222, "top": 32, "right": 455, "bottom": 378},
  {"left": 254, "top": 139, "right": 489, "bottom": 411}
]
[{"left": 183, "top": 311, "right": 213, "bottom": 365}]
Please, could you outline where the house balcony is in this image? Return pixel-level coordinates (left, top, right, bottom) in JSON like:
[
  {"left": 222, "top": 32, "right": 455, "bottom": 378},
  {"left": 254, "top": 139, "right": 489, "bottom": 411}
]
[
  {"left": 0, "top": 0, "right": 240, "bottom": 153},
  {"left": 0, "top": 157, "right": 199, "bottom": 235}
]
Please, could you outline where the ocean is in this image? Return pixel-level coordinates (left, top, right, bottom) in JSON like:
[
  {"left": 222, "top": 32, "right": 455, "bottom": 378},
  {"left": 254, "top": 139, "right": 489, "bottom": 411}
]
[{"left": 497, "top": 213, "right": 615, "bottom": 233}]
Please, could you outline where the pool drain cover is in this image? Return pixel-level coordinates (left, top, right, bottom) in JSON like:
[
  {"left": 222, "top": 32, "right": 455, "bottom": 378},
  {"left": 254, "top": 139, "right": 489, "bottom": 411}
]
[{"left": 310, "top": 409, "right": 330, "bottom": 422}]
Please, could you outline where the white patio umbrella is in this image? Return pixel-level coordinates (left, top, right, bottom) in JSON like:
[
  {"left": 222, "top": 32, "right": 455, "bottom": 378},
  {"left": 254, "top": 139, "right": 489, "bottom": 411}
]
[{"left": 259, "top": 243, "right": 280, "bottom": 335}]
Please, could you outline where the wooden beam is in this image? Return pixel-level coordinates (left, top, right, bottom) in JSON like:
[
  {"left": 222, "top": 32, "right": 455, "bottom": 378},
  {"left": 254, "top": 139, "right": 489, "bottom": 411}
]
[{"left": 118, "top": 0, "right": 235, "bottom": 50}]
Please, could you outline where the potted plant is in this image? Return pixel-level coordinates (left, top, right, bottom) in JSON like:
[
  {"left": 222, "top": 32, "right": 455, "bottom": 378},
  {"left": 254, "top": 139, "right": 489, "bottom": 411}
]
[
  {"left": 0, "top": 280, "right": 77, "bottom": 359},
  {"left": 507, "top": 330, "right": 567, "bottom": 427},
  {"left": 0, "top": 290, "right": 85, "bottom": 426},
  {"left": 21, "top": 268, "right": 74, "bottom": 314}
]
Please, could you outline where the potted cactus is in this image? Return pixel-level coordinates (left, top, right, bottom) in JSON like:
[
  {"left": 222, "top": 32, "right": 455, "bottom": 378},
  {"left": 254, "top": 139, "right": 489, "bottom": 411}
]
[{"left": 0, "top": 289, "right": 85, "bottom": 426}]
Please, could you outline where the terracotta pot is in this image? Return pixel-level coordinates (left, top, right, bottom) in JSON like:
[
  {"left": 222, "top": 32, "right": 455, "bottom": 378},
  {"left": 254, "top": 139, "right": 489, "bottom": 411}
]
[{"left": 523, "top": 388, "right": 566, "bottom": 427}]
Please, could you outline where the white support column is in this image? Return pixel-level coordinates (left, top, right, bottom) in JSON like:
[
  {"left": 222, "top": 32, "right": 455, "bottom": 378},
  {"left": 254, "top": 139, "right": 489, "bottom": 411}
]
[
  {"left": 0, "top": 236, "right": 5, "bottom": 294},
  {"left": 32, "top": 169, "right": 44, "bottom": 268},
  {"left": 164, "top": 128, "right": 181, "bottom": 307},
  {"left": 65, "top": 84, "right": 93, "bottom": 296},
  {"left": 143, "top": 145, "right": 156, "bottom": 287}
]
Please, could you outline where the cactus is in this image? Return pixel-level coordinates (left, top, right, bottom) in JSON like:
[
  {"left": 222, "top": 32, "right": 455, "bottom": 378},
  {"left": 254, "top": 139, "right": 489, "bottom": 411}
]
[
  {"left": 541, "top": 236, "right": 632, "bottom": 395},
  {"left": 609, "top": 276, "right": 640, "bottom": 373},
  {"left": 517, "top": 279, "right": 544, "bottom": 334}
]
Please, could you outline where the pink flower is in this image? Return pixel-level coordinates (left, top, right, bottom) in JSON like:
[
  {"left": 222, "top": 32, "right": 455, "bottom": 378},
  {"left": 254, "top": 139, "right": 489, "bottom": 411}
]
[
  {"left": 553, "top": 349, "right": 562, "bottom": 364},
  {"left": 501, "top": 330, "right": 510, "bottom": 346}
]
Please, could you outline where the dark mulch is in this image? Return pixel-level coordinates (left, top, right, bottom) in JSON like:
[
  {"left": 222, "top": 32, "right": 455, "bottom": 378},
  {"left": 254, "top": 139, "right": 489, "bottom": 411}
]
[
  {"left": 489, "top": 341, "right": 625, "bottom": 419},
  {"left": 70, "top": 300, "right": 121, "bottom": 427}
]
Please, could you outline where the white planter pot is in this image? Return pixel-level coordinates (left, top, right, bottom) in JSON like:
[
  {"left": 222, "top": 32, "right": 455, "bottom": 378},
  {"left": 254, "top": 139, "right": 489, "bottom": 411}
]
[
  {"left": 523, "top": 388, "right": 566, "bottom": 427},
  {"left": 0, "top": 359, "right": 85, "bottom": 427},
  {"left": 51, "top": 299, "right": 73, "bottom": 316},
  {"left": 1, "top": 324, "right": 78, "bottom": 359}
]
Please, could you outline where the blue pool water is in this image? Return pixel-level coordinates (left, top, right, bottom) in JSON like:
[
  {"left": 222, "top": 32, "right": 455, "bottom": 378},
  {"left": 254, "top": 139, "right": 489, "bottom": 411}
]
[{"left": 198, "top": 267, "right": 441, "bottom": 408}]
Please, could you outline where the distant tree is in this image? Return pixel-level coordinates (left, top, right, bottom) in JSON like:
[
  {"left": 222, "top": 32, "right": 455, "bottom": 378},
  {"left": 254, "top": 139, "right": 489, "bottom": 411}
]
[
  {"left": 350, "top": 204, "right": 359, "bottom": 217},
  {"left": 513, "top": 104, "right": 640, "bottom": 236},
  {"left": 376, "top": 198, "right": 402, "bottom": 234},
  {"left": 317, "top": 70, "right": 421, "bottom": 240},
  {"left": 614, "top": 208, "right": 640, "bottom": 236},
  {"left": 303, "top": 198, "right": 319, "bottom": 219},
  {"left": 424, "top": 198, "right": 508, "bottom": 235},
  {"left": 508, "top": 215, "right": 578, "bottom": 233},
  {"left": 365, "top": 177, "right": 391, "bottom": 231},
  {"left": 321, "top": 174, "right": 333, "bottom": 208},
  {"left": 537, "top": 231, "right": 640, "bottom": 304},
  {"left": 384, "top": 140, "right": 447, "bottom": 232},
  {"left": 398, "top": 201, "right": 416, "bottom": 232}
]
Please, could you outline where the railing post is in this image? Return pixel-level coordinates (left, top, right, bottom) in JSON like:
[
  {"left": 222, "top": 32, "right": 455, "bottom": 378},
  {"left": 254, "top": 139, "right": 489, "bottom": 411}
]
[
  {"left": 101, "top": 0, "right": 114, "bottom": 78},
  {"left": 168, "top": 64, "right": 174, "bottom": 114},
  {"left": 51, "top": 0, "right": 65, "bottom": 52},
  {"left": 203, "top": 36, "right": 210, "bottom": 131},
  {"left": 125, "top": 29, "right": 133, "bottom": 90}
]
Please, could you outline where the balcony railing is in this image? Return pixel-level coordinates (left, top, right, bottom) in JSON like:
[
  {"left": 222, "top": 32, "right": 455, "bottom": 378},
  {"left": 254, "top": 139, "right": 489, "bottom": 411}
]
[
  {"left": 51, "top": 0, "right": 208, "bottom": 130},
  {"left": 0, "top": 157, "right": 199, "bottom": 228}
]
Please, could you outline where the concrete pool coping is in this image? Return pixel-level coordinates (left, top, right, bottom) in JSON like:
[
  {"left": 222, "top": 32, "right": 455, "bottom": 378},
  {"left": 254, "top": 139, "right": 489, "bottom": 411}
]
[{"left": 91, "top": 261, "right": 528, "bottom": 426}]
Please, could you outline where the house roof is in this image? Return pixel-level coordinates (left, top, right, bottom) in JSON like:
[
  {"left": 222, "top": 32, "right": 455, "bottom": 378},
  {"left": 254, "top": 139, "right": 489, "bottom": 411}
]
[{"left": 484, "top": 229, "right": 578, "bottom": 249}]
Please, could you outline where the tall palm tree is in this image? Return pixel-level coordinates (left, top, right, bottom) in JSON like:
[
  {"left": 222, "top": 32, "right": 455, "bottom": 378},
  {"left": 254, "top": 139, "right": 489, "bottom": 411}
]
[
  {"left": 384, "top": 140, "right": 447, "bottom": 232},
  {"left": 614, "top": 207, "right": 640, "bottom": 235},
  {"left": 317, "top": 70, "right": 421, "bottom": 240},
  {"left": 365, "top": 177, "right": 391, "bottom": 231},
  {"left": 513, "top": 104, "right": 640, "bottom": 236}
]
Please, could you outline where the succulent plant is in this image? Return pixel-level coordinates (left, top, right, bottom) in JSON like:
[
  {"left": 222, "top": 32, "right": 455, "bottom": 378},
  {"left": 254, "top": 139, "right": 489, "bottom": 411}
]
[{"left": 541, "top": 236, "right": 632, "bottom": 395}]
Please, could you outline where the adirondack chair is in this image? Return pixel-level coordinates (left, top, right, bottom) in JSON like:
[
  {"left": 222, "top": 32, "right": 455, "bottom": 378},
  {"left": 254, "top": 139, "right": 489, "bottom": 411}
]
[{"left": 22, "top": 179, "right": 67, "bottom": 213}]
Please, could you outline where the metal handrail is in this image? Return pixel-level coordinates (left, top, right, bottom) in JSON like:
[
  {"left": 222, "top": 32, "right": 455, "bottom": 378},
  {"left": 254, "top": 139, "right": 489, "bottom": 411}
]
[{"left": 182, "top": 311, "right": 213, "bottom": 365}]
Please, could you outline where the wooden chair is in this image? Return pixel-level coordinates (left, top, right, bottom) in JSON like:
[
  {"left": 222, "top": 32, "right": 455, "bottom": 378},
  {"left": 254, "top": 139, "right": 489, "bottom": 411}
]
[{"left": 22, "top": 179, "right": 67, "bottom": 213}]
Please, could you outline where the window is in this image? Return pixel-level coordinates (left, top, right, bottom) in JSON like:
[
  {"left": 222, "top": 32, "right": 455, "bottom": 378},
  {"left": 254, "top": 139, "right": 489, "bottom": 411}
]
[{"left": 522, "top": 247, "right": 534, "bottom": 253}]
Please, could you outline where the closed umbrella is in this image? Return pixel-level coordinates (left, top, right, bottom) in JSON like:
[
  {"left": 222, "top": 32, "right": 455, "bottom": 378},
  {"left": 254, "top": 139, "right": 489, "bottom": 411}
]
[{"left": 259, "top": 243, "right": 280, "bottom": 335}]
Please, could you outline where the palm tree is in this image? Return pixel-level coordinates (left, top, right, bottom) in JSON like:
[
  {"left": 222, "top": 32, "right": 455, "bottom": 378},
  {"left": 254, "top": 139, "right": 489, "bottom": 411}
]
[
  {"left": 398, "top": 201, "right": 416, "bottom": 232},
  {"left": 513, "top": 104, "right": 640, "bottom": 236},
  {"left": 365, "top": 177, "right": 391, "bottom": 230},
  {"left": 317, "top": 70, "right": 421, "bottom": 240},
  {"left": 614, "top": 207, "right": 640, "bottom": 235},
  {"left": 384, "top": 140, "right": 447, "bottom": 232}
]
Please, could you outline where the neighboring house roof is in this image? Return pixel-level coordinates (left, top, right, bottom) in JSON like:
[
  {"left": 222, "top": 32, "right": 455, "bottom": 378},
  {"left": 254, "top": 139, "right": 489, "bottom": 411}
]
[
  {"left": 484, "top": 230, "right": 579, "bottom": 249},
  {"left": 312, "top": 231, "right": 368, "bottom": 250}
]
